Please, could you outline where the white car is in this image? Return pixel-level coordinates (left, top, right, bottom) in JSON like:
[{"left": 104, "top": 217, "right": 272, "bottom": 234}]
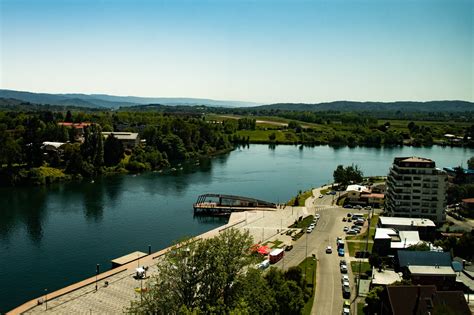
[
  {"left": 343, "top": 226, "right": 349, "bottom": 232},
  {"left": 319, "top": 195, "right": 324, "bottom": 198},
  {"left": 306, "top": 227, "right": 313, "bottom": 233},
  {"left": 342, "top": 306, "right": 350, "bottom": 315},
  {"left": 343, "top": 280, "right": 350, "bottom": 288},
  {"left": 315, "top": 213, "right": 320, "bottom": 219},
  {"left": 326, "top": 246, "right": 332, "bottom": 254},
  {"left": 340, "top": 264, "right": 348, "bottom": 273},
  {"left": 341, "top": 275, "right": 349, "bottom": 283},
  {"left": 309, "top": 223, "right": 316, "bottom": 229}
]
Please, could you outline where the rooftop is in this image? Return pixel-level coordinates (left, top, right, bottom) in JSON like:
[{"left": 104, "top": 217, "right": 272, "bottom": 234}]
[
  {"left": 361, "top": 193, "right": 385, "bottom": 199},
  {"left": 374, "top": 228, "right": 421, "bottom": 249},
  {"left": 400, "top": 157, "right": 433, "bottom": 163},
  {"left": 462, "top": 198, "right": 474, "bottom": 204},
  {"left": 408, "top": 265, "right": 456, "bottom": 276},
  {"left": 102, "top": 132, "right": 139, "bottom": 140},
  {"left": 379, "top": 216, "right": 436, "bottom": 228},
  {"left": 346, "top": 184, "right": 369, "bottom": 193},
  {"left": 398, "top": 250, "right": 452, "bottom": 268}
]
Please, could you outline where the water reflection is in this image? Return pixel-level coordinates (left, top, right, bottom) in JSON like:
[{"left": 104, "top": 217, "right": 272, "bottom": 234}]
[
  {"left": 0, "top": 187, "right": 47, "bottom": 243},
  {"left": 82, "top": 182, "right": 105, "bottom": 222}
]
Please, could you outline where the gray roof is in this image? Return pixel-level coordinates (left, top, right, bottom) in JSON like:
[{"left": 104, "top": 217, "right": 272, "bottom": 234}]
[{"left": 398, "top": 250, "right": 452, "bottom": 268}]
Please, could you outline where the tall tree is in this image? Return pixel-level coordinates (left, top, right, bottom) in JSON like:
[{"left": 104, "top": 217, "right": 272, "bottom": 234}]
[{"left": 103, "top": 133, "right": 124, "bottom": 166}]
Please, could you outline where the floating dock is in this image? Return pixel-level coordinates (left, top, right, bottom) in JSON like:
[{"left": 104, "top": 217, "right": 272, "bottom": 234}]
[
  {"left": 193, "top": 194, "right": 277, "bottom": 215},
  {"left": 111, "top": 251, "right": 148, "bottom": 268}
]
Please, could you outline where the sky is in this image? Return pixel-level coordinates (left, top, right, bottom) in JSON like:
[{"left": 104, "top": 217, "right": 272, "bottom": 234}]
[{"left": 0, "top": 0, "right": 472, "bottom": 104}]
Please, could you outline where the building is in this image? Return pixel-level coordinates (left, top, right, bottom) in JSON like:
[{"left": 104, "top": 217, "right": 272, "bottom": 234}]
[
  {"left": 380, "top": 285, "right": 471, "bottom": 315},
  {"left": 443, "top": 167, "right": 474, "bottom": 184},
  {"left": 102, "top": 132, "right": 140, "bottom": 149},
  {"left": 386, "top": 157, "right": 447, "bottom": 223},
  {"left": 378, "top": 216, "right": 436, "bottom": 240},
  {"left": 373, "top": 228, "right": 421, "bottom": 256},
  {"left": 345, "top": 184, "right": 385, "bottom": 207}
]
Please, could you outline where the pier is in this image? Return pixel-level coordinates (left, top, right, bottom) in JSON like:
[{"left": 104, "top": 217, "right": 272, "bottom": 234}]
[{"left": 193, "top": 194, "right": 277, "bottom": 215}]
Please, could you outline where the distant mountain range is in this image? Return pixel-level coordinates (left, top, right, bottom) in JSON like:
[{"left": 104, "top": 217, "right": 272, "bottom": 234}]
[
  {"left": 0, "top": 89, "right": 472, "bottom": 112},
  {"left": 250, "top": 101, "right": 474, "bottom": 112},
  {"left": 0, "top": 89, "right": 261, "bottom": 108}
]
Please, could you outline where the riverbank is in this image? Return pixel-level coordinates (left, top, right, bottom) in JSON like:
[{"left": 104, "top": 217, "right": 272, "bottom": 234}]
[{"left": 8, "top": 205, "right": 310, "bottom": 314}]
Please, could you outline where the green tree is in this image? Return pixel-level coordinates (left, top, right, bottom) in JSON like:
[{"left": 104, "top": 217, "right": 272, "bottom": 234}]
[
  {"left": 128, "top": 228, "right": 255, "bottom": 314},
  {"left": 406, "top": 242, "right": 430, "bottom": 251},
  {"left": 80, "top": 124, "right": 104, "bottom": 170},
  {"left": 268, "top": 132, "right": 277, "bottom": 142},
  {"left": 365, "top": 286, "right": 384, "bottom": 314},
  {"left": 468, "top": 157, "right": 474, "bottom": 170},
  {"left": 0, "top": 129, "right": 21, "bottom": 168},
  {"left": 103, "top": 133, "right": 124, "bottom": 166}
]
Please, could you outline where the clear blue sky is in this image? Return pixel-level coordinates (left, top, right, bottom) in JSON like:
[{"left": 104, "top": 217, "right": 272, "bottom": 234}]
[{"left": 1, "top": 0, "right": 472, "bottom": 103}]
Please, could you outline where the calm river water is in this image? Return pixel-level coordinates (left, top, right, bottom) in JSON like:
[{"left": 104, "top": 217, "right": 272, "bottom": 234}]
[{"left": 1, "top": 144, "right": 473, "bottom": 311}]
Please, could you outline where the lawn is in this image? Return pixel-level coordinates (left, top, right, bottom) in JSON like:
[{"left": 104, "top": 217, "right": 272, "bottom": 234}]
[
  {"left": 346, "top": 241, "right": 373, "bottom": 257},
  {"left": 287, "top": 189, "right": 314, "bottom": 206},
  {"left": 290, "top": 215, "right": 314, "bottom": 229},
  {"left": 299, "top": 257, "right": 317, "bottom": 315},
  {"left": 357, "top": 302, "right": 366, "bottom": 315},
  {"left": 350, "top": 261, "right": 372, "bottom": 276}
]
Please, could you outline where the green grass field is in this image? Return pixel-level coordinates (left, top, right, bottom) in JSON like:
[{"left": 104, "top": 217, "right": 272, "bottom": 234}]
[
  {"left": 350, "top": 261, "right": 372, "bottom": 276},
  {"left": 346, "top": 241, "right": 373, "bottom": 257},
  {"left": 287, "top": 189, "right": 314, "bottom": 206},
  {"left": 299, "top": 257, "right": 317, "bottom": 315}
]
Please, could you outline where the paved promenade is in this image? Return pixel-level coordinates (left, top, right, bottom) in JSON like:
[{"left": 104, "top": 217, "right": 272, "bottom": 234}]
[{"left": 9, "top": 205, "right": 310, "bottom": 314}]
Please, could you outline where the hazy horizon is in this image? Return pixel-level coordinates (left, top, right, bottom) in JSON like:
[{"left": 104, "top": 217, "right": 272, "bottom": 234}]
[{"left": 1, "top": 0, "right": 472, "bottom": 103}]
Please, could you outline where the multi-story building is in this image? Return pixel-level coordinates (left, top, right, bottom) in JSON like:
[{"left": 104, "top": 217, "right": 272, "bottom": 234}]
[{"left": 386, "top": 157, "right": 447, "bottom": 223}]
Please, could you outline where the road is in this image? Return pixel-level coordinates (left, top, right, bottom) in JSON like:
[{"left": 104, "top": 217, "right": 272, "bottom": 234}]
[{"left": 275, "top": 187, "right": 354, "bottom": 315}]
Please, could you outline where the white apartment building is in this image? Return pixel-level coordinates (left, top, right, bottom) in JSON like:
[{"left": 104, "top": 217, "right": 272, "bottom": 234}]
[{"left": 386, "top": 157, "right": 447, "bottom": 223}]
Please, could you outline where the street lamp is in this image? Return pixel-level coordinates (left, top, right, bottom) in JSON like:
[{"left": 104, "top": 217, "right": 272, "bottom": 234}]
[
  {"left": 44, "top": 288, "right": 48, "bottom": 310},
  {"left": 95, "top": 264, "right": 100, "bottom": 291}
]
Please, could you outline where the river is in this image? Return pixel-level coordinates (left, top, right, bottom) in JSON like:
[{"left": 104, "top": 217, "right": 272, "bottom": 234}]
[{"left": 0, "top": 144, "right": 472, "bottom": 312}]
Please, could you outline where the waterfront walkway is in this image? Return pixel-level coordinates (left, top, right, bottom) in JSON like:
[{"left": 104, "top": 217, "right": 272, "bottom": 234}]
[{"left": 9, "top": 205, "right": 309, "bottom": 314}]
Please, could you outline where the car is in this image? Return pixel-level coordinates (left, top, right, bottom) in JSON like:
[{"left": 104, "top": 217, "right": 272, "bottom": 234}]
[
  {"left": 344, "top": 301, "right": 350, "bottom": 308},
  {"left": 342, "top": 217, "right": 347, "bottom": 222},
  {"left": 351, "top": 226, "right": 361, "bottom": 231},
  {"left": 342, "top": 280, "right": 350, "bottom": 288},
  {"left": 343, "top": 226, "right": 349, "bottom": 232},
  {"left": 319, "top": 195, "right": 324, "bottom": 198},
  {"left": 306, "top": 227, "right": 313, "bottom": 233},
  {"left": 346, "top": 229, "right": 357, "bottom": 235},
  {"left": 337, "top": 236, "right": 342, "bottom": 242},
  {"left": 257, "top": 259, "right": 270, "bottom": 270},
  {"left": 340, "top": 259, "right": 347, "bottom": 266},
  {"left": 338, "top": 248, "right": 345, "bottom": 256},
  {"left": 330, "top": 191, "right": 337, "bottom": 195},
  {"left": 344, "top": 204, "right": 353, "bottom": 209},
  {"left": 354, "top": 205, "right": 363, "bottom": 209},
  {"left": 347, "top": 213, "right": 352, "bottom": 217},
  {"left": 309, "top": 223, "right": 316, "bottom": 229},
  {"left": 315, "top": 214, "right": 320, "bottom": 219},
  {"left": 326, "top": 246, "right": 333, "bottom": 254},
  {"left": 365, "top": 206, "right": 372, "bottom": 210},
  {"left": 285, "top": 245, "right": 294, "bottom": 251},
  {"left": 342, "top": 286, "right": 351, "bottom": 298},
  {"left": 341, "top": 275, "right": 349, "bottom": 283},
  {"left": 342, "top": 307, "right": 350, "bottom": 315},
  {"left": 340, "top": 264, "right": 348, "bottom": 273}
]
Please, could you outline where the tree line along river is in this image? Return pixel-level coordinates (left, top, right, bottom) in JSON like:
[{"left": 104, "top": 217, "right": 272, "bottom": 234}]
[{"left": 0, "top": 144, "right": 472, "bottom": 312}]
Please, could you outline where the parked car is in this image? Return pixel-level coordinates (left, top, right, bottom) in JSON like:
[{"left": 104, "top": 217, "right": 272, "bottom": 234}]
[
  {"left": 343, "top": 301, "right": 351, "bottom": 315},
  {"left": 326, "top": 246, "right": 333, "bottom": 254},
  {"left": 346, "top": 229, "right": 357, "bottom": 235},
  {"left": 285, "top": 245, "right": 294, "bottom": 251},
  {"left": 257, "top": 259, "right": 270, "bottom": 269},
  {"left": 340, "top": 264, "right": 348, "bottom": 273},
  {"left": 309, "top": 223, "right": 316, "bottom": 229},
  {"left": 306, "top": 227, "right": 313, "bottom": 233},
  {"left": 353, "top": 205, "right": 363, "bottom": 209},
  {"left": 315, "top": 214, "right": 320, "bottom": 219},
  {"left": 344, "top": 204, "right": 353, "bottom": 209},
  {"left": 340, "top": 259, "right": 347, "bottom": 266},
  {"left": 319, "top": 195, "right": 324, "bottom": 198},
  {"left": 330, "top": 191, "right": 337, "bottom": 195},
  {"left": 342, "top": 280, "right": 350, "bottom": 288},
  {"left": 347, "top": 213, "right": 352, "bottom": 217},
  {"left": 365, "top": 206, "right": 372, "bottom": 210},
  {"left": 341, "top": 275, "right": 349, "bottom": 283},
  {"left": 338, "top": 248, "right": 345, "bottom": 256},
  {"left": 343, "top": 226, "right": 349, "bottom": 232},
  {"left": 342, "top": 286, "right": 351, "bottom": 298}
]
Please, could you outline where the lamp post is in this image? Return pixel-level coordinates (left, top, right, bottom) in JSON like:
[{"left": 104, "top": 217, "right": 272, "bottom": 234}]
[
  {"left": 44, "top": 288, "right": 48, "bottom": 310},
  {"left": 95, "top": 264, "right": 100, "bottom": 291}
]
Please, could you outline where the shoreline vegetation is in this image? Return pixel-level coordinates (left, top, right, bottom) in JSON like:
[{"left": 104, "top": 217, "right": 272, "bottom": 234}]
[{"left": 1, "top": 104, "right": 473, "bottom": 186}]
